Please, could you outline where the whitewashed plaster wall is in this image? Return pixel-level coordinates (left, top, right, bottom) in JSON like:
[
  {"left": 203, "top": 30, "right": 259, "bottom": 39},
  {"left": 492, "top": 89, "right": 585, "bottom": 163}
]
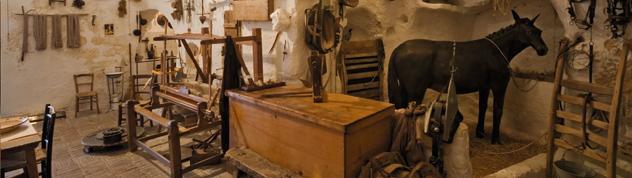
[
  {"left": 1, "top": 0, "right": 138, "bottom": 116},
  {"left": 346, "top": 0, "right": 561, "bottom": 141},
  {"left": 0, "top": 0, "right": 300, "bottom": 116}
]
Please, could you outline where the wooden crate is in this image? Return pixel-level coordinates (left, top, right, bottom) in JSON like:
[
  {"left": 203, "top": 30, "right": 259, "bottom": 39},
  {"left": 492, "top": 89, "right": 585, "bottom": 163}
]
[{"left": 227, "top": 86, "right": 394, "bottom": 178}]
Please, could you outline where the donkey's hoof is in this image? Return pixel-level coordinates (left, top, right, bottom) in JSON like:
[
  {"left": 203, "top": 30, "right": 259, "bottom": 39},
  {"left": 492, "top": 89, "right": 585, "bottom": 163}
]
[{"left": 476, "top": 131, "right": 486, "bottom": 138}]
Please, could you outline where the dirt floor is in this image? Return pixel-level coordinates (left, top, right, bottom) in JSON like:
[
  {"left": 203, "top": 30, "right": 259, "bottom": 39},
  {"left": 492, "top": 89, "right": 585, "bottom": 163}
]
[{"left": 466, "top": 123, "right": 547, "bottom": 178}]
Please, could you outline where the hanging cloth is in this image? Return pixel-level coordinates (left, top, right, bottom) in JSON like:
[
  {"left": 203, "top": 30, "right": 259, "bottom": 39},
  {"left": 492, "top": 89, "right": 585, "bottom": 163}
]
[
  {"left": 51, "top": 15, "right": 63, "bottom": 48},
  {"left": 220, "top": 36, "right": 242, "bottom": 153},
  {"left": 67, "top": 15, "right": 81, "bottom": 48},
  {"left": 21, "top": 14, "right": 29, "bottom": 61},
  {"left": 33, "top": 15, "right": 48, "bottom": 51}
]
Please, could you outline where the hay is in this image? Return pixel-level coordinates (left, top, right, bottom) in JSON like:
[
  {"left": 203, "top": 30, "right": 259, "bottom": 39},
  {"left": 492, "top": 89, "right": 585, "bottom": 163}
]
[{"left": 467, "top": 123, "right": 547, "bottom": 177}]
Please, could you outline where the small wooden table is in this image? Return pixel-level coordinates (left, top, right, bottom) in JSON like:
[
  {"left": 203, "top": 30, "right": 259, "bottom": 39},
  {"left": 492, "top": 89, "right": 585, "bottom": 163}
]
[{"left": 1, "top": 134, "right": 41, "bottom": 178}]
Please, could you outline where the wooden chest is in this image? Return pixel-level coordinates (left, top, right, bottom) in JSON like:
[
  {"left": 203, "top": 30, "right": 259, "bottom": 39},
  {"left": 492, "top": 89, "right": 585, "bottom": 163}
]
[{"left": 227, "top": 86, "right": 394, "bottom": 178}]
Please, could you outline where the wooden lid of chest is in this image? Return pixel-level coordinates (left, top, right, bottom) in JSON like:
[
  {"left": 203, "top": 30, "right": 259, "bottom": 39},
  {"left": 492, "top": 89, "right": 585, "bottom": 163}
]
[{"left": 226, "top": 86, "right": 394, "bottom": 133}]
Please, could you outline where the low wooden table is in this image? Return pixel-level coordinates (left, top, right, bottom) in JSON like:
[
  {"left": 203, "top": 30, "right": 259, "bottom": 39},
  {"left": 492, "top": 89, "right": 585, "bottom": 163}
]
[{"left": 1, "top": 134, "right": 41, "bottom": 178}]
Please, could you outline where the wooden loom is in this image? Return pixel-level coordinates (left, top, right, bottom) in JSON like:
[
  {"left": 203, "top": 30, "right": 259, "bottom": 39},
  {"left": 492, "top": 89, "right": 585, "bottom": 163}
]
[
  {"left": 126, "top": 80, "right": 221, "bottom": 178},
  {"left": 153, "top": 28, "right": 264, "bottom": 85}
]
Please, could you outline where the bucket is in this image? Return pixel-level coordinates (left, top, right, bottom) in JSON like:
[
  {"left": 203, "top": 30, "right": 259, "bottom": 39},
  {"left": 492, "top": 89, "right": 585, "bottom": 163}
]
[{"left": 554, "top": 160, "right": 597, "bottom": 178}]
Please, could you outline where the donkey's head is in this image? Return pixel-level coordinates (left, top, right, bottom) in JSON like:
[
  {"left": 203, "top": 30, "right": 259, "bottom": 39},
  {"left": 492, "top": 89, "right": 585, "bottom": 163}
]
[{"left": 511, "top": 10, "right": 548, "bottom": 56}]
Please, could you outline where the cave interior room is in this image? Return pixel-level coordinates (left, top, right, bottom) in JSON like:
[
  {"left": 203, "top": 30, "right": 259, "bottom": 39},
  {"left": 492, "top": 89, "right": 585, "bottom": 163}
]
[{"left": 2, "top": 0, "right": 632, "bottom": 178}]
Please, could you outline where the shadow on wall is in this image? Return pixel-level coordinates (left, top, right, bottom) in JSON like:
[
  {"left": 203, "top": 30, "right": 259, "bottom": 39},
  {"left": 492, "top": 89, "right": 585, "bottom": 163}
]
[{"left": 346, "top": 7, "right": 382, "bottom": 41}]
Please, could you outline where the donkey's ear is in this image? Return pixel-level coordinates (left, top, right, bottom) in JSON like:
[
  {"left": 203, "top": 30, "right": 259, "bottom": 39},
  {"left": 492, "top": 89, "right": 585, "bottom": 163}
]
[
  {"left": 531, "top": 14, "right": 540, "bottom": 24},
  {"left": 512, "top": 10, "right": 521, "bottom": 22}
]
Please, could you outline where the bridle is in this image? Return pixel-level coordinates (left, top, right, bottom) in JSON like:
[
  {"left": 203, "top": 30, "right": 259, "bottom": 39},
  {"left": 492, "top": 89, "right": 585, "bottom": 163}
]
[{"left": 567, "top": 0, "right": 596, "bottom": 30}]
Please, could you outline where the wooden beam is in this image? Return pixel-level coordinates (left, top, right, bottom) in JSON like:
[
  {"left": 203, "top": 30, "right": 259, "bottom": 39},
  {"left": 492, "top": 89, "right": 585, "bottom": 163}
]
[{"left": 180, "top": 39, "right": 208, "bottom": 83}]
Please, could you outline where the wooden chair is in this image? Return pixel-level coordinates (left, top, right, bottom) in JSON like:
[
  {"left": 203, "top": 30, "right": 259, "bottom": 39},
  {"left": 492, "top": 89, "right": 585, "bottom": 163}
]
[
  {"left": 74, "top": 73, "right": 100, "bottom": 118},
  {"left": 1, "top": 105, "right": 56, "bottom": 178},
  {"left": 118, "top": 74, "right": 154, "bottom": 126}
]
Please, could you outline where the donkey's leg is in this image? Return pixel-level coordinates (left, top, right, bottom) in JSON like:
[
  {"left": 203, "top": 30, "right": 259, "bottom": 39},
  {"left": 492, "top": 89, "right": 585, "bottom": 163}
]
[
  {"left": 476, "top": 88, "right": 490, "bottom": 138},
  {"left": 490, "top": 84, "right": 507, "bottom": 145}
]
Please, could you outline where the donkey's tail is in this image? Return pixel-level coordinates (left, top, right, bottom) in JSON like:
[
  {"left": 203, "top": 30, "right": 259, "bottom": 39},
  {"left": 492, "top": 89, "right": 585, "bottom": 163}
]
[{"left": 388, "top": 58, "right": 406, "bottom": 109}]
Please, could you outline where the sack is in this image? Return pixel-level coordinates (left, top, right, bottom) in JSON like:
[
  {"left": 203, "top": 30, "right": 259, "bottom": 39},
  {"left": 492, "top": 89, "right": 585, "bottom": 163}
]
[
  {"left": 358, "top": 152, "right": 424, "bottom": 178},
  {"left": 391, "top": 107, "right": 426, "bottom": 166}
]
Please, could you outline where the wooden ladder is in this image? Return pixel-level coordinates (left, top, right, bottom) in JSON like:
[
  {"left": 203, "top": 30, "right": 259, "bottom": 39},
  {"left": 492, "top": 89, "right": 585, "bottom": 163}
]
[{"left": 545, "top": 41, "right": 629, "bottom": 178}]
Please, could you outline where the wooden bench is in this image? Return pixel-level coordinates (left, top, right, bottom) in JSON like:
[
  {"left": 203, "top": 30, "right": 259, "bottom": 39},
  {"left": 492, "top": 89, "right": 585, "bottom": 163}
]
[{"left": 225, "top": 147, "right": 303, "bottom": 178}]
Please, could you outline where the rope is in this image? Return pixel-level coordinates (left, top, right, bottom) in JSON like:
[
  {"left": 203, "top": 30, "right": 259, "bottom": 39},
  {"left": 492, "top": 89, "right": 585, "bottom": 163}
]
[
  {"left": 482, "top": 132, "right": 547, "bottom": 155},
  {"left": 511, "top": 77, "right": 538, "bottom": 92}
]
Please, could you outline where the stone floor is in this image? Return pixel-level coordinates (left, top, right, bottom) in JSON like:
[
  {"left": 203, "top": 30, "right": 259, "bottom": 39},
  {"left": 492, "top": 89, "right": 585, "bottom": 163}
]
[{"left": 4, "top": 109, "right": 232, "bottom": 178}]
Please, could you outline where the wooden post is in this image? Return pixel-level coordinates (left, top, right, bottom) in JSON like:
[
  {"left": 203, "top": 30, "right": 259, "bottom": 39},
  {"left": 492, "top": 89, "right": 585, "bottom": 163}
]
[
  {"left": 168, "top": 121, "right": 183, "bottom": 178},
  {"left": 201, "top": 28, "right": 212, "bottom": 76},
  {"left": 252, "top": 28, "right": 263, "bottom": 82},
  {"left": 126, "top": 100, "right": 139, "bottom": 152}
]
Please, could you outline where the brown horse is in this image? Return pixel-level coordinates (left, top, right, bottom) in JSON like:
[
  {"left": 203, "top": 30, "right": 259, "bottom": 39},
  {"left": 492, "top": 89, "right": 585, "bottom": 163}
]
[{"left": 388, "top": 10, "right": 548, "bottom": 144}]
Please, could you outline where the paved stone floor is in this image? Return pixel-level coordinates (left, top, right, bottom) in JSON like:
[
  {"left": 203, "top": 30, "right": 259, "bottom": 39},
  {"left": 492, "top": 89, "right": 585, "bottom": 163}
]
[{"left": 5, "top": 110, "right": 231, "bottom": 178}]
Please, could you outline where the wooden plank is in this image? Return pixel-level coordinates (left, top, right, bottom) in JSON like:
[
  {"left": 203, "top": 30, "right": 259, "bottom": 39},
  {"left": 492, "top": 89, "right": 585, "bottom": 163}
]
[
  {"left": 344, "top": 57, "right": 378, "bottom": 65},
  {"left": 348, "top": 71, "right": 379, "bottom": 80},
  {"left": 555, "top": 124, "right": 608, "bottom": 147},
  {"left": 561, "top": 80, "right": 613, "bottom": 95},
  {"left": 347, "top": 82, "right": 379, "bottom": 92},
  {"left": 557, "top": 94, "right": 611, "bottom": 111},
  {"left": 232, "top": 0, "right": 273, "bottom": 21},
  {"left": 554, "top": 139, "right": 607, "bottom": 163},
  {"left": 555, "top": 110, "right": 609, "bottom": 130},
  {"left": 346, "top": 63, "right": 379, "bottom": 70}
]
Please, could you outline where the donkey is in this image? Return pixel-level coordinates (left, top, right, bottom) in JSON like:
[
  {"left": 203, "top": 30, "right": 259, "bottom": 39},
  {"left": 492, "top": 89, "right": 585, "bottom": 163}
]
[{"left": 388, "top": 10, "right": 548, "bottom": 144}]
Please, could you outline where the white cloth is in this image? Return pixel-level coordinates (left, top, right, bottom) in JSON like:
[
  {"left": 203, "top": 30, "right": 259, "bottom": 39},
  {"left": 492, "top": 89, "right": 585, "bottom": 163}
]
[{"left": 271, "top": 8, "right": 291, "bottom": 32}]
